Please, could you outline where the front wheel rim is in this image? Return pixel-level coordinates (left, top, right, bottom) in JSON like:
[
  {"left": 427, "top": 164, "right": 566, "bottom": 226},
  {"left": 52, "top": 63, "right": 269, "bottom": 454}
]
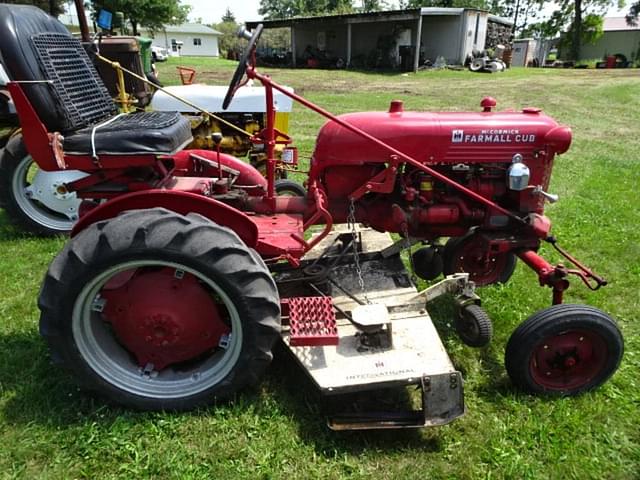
[
  {"left": 529, "top": 329, "right": 608, "bottom": 391},
  {"left": 72, "top": 260, "right": 243, "bottom": 400}
]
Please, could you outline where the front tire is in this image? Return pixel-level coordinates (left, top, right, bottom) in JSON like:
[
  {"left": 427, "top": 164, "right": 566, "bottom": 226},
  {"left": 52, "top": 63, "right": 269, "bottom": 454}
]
[
  {"left": 39, "top": 208, "right": 281, "bottom": 410},
  {"left": 505, "top": 304, "right": 623, "bottom": 396}
]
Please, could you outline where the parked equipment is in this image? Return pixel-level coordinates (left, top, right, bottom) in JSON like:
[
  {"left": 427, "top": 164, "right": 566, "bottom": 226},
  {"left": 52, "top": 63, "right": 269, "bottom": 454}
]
[
  {"left": 0, "top": 35, "right": 296, "bottom": 236},
  {"left": 0, "top": 6, "right": 623, "bottom": 429}
]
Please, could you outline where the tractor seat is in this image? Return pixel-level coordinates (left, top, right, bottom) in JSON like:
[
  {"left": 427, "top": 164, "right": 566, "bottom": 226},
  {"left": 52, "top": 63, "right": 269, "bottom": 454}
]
[
  {"left": 0, "top": 4, "right": 192, "bottom": 157},
  {"left": 63, "top": 111, "right": 193, "bottom": 156}
]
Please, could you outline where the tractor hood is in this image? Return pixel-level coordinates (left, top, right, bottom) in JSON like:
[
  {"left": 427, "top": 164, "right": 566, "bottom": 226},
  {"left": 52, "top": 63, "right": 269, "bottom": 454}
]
[
  {"left": 151, "top": 85, "right": 294, "bottom": 114},
  {"left": 312, "top": 107, "right": 572, "bottom": 168}
]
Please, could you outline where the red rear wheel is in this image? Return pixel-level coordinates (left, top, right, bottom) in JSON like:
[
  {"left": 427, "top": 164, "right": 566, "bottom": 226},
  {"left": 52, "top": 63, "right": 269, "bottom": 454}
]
[
  {"left": 505, "top": 304, "right": 623, "bottom": 396},
  {"left": 39, "top": 208, "right": 281, "bottom": 410},
  {"left": 442, "top": 232, "right": 516, "bottom": 286}
]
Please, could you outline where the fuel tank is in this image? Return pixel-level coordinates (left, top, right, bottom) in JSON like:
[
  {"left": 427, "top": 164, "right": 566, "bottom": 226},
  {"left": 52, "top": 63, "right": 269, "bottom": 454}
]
[{"left": 312, "top": 105, "right": 571, "bottom": 169}]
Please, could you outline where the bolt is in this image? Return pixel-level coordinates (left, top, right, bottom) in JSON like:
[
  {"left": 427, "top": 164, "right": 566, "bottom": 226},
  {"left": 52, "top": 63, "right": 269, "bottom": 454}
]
[
  {"left": 546, "top": 371, "right": 551, "bottom": 376},
  {"left": 543, "top": 345, "right": 549, "bottom": 349},
  {"left": 579, "top": 337, "right": 584, "bottom": 342}
]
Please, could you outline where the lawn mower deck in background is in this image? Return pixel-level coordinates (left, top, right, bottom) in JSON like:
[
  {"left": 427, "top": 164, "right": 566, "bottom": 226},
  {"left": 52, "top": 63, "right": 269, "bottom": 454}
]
[{"left": 0, "top": 5, "right": 623, "bottom": 429}]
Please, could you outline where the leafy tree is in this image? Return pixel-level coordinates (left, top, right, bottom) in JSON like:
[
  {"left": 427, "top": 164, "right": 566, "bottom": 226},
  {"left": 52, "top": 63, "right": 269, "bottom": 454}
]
[
  {"left": 215, "top": 19, "right": 242, "bottom": 58},
  {"left": 258, "top": 0, "right": 354, "bottom": 19},
  {"left": 362, "top": 0, "right": 388, "bottom": 11},
  {"left": 405, "top": 0, "right": 491, "bottom": 8},
  {"left": 89, "top": 0, "right": 191, "bottom": 35},
  {"left": 221, "top": 7, "right": 235, "bottom": 23},
  {"left": 0, "top": 0, "right": 66, "bottom": 16},
  {"left": 627, "top": 1, "right": 639, "bottom": 25}
]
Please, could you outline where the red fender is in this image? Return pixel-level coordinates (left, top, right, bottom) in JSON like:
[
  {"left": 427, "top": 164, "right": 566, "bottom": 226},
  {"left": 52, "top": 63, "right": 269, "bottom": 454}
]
[
  {"left": 171, "top": 150, "right": 267, "bottom": 192},
  {"left": 71, "top": 190, "right": 258, "bottom": 247}
]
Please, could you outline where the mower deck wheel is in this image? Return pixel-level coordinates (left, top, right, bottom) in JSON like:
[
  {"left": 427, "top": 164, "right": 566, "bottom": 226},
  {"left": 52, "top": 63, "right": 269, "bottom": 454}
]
[
  {"left": 505, "top": 304, "right": 623, "bottom": 396},
  {"left": 442, "top": 232, "right": 517, "bottom": 286},
  {"left": 455, "top": 304, "right": 492, "bottom": 347},
  {"left": 38, "top": 208, "right": 281, "bottom": 410}
]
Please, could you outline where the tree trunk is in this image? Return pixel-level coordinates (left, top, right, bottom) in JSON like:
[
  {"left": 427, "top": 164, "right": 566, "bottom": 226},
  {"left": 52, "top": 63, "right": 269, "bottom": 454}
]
[
  {"left": 132, "top": 20, "right": 139, "bottom": 36},
  {"left": 572, "top": 0, "right": 582, "bottom": 60}
]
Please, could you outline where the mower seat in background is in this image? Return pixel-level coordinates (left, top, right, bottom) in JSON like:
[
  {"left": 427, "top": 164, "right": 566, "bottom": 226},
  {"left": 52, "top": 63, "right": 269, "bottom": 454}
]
[{"left": 0, "top": 4, "right": 192, "bottom": 157}]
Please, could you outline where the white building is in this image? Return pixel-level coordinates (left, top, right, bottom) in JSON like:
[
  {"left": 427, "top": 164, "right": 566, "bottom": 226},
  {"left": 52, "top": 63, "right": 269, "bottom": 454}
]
[{"left": 141, "top": 24, "right": 222, "bottom": 57}]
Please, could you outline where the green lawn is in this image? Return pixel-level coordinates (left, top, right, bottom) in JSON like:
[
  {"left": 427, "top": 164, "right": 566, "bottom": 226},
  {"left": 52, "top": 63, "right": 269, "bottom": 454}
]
[{"left": 1, "top": 59, "right": 639, "bottom": 479}]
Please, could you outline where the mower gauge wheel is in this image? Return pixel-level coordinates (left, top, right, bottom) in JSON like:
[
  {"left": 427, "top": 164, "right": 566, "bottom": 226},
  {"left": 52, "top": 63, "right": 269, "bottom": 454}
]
[
  {"left": 38, "top": 208, "right": 281, "bottom": 410},
  {"left": 223, "top": 24, "right": 264, "bottom": 110},
  {"left": 505, "top": 304, "right": 623, "bottom": 396},
  {"left": 455, "top": 304, "right": 492, "bottom": 347},
  {"left": 442, "top": 233, "right": 517, "bottom": 286}
]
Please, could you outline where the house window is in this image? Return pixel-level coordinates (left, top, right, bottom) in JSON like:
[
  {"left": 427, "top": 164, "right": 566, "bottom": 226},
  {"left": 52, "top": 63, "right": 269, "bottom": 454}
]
[
  {"left": 171, "top": 39, "right": 178, "bottom": 52},
  {"left": 193, "top": 38, "right": 202, "bottom": 46}
]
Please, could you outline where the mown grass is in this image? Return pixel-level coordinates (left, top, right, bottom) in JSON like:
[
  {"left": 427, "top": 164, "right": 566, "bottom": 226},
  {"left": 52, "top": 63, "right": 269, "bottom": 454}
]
[{"left": 0, "top": 57, "right": 638, "bottom": 479}]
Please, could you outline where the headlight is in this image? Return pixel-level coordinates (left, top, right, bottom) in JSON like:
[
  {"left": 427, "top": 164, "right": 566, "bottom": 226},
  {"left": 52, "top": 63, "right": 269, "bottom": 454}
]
[{"left": 507, "top": 153, "right": 530, "bottom": 191}]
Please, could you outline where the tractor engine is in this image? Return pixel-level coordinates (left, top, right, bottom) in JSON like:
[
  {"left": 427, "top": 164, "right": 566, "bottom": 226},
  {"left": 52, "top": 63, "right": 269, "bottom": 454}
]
[{"left": 312, "top": 99, "right": 572, "bottom": 240}]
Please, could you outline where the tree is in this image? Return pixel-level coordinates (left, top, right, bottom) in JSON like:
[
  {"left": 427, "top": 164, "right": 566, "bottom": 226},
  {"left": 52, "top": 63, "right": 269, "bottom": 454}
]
[
  {"left": 258, "top": 0, "right": 354, "bottom": 19},
  {"left": 89, "top": 0, "right": 191, "bottom": 35},
  {"left": 0, "top": 0, "right": 66, "bottom": 16},
  {"left": 221, "top": 7, "right": 235, "bottom": 23},
  {"left": 362, "top": 0, "right": 388, "bottom": 11},
  {"left": 627, "top": 2, "right": 639, "bottom": 25},
  {"left": 215, "top": 19, "right": 242, "bottom": 58}
]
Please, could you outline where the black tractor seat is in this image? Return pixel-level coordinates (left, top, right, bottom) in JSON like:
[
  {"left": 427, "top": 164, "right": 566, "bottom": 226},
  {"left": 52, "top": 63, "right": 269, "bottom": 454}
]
[
  {"left": 63, "top": 111, "right": 193, "bottom": 156},
  {"left": 0, "top": 4, "right": 192, "bottom": 157}
]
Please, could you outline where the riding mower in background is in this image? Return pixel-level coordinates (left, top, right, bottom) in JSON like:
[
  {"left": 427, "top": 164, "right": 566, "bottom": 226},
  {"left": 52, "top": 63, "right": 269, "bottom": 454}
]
[
  {"left": 0, "top": 5, "right": 623, "bottom": 430},
  {"left": 0, "top": 19, "right": 297, "bottom": 236}
]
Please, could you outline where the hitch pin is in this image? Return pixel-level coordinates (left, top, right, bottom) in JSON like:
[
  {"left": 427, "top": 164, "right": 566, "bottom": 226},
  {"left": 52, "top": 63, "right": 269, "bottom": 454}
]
[{"left": 532, "top": 186, "right": 559, "bottom": 203}]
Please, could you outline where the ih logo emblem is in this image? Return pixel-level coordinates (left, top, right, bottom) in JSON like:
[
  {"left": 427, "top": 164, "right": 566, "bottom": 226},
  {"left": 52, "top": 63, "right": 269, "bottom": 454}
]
[{"left": 452, "top": 130, "right": 464, "bottom": 143}]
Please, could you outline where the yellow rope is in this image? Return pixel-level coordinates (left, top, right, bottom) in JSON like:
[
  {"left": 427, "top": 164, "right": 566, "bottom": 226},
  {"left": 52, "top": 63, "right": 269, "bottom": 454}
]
[{"left": 96, "top": 54, "right": 252, "bottom": 138}]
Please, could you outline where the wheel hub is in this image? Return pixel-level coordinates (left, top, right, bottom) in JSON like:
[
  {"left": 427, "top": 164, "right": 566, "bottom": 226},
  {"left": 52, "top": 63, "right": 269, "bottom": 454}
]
[
  {"left": 23, "top": 166, "right": 88, "bottom": 220},
  {"left": 530, "top": 330, "right": 607, "bottom": 390},
  {"left": 100, "top": 267, "right": 230, "bottom": 370}
]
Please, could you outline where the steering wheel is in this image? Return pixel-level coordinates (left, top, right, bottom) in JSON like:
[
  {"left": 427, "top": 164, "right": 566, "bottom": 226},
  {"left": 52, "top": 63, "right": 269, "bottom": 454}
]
[{"left": 222, "top": 24, "right": 264, "bottom": 110}]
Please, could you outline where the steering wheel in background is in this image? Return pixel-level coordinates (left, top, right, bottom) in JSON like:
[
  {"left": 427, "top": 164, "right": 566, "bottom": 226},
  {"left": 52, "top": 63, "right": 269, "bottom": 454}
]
[{"left": 222, "top": 24, "right": 264, "bottom": 110}]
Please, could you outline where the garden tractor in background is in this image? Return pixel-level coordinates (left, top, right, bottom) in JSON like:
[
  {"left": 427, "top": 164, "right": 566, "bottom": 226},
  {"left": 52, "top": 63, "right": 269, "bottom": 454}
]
[
  {"left": 0, "top": 20, "right": 297, "bottom": 236},
  {"left": 0, "top": 5, "right": 624, "bottom": 430}
]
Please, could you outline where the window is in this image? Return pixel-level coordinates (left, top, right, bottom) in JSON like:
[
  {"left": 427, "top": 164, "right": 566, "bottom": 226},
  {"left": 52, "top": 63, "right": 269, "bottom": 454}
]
[
  {"left": 193, "top": 38, "right": 202, "bottom": 46},
  {"left": 171, "top": 39, "right": 177, "bottom": 52}
]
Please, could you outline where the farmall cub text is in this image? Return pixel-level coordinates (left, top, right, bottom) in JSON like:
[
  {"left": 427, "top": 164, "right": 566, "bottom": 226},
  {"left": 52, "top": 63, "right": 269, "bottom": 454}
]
[{"left": 0, "top": 5, "right": 623, "bottom": 429}]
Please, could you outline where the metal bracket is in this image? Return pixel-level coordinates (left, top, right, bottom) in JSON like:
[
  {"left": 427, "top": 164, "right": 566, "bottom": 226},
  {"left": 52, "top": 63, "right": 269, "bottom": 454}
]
[
  {"left": 327, "top": 372, "right": 464, "bottom": 430},
  {"left": 408, "top": 273, "right": 479, "bottom": 305}
]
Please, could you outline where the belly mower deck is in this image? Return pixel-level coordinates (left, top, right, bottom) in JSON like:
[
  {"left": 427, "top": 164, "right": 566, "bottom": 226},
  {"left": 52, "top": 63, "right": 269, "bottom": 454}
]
[{"left": 274, "top": 227, "right": 478, "bottom": 430}]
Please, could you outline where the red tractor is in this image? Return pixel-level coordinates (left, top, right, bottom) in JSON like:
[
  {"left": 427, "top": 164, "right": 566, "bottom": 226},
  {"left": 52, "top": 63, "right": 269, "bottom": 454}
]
[{"left": 0, "top": 6, "right": 623, "bottom": 429}]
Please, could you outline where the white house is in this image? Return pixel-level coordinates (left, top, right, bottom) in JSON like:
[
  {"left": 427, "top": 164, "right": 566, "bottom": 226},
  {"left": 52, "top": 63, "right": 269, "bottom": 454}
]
[{"left": 141, "top": 23, "right": 222, "bottom": 57}]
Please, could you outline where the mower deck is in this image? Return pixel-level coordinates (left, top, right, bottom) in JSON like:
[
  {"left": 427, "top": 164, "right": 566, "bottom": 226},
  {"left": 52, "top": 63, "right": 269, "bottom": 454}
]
[{"left": 275, "top": 227, "right": 468, "bottom": 430}]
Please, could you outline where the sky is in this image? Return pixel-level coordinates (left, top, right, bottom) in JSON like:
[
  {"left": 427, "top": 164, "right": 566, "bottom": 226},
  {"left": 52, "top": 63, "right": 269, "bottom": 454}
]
[
  {"left": 184, "top": 0, "right": 629, "bottom": 25},
  {"left": 185, "top": 0, "right": 263, "bottom": 24}
]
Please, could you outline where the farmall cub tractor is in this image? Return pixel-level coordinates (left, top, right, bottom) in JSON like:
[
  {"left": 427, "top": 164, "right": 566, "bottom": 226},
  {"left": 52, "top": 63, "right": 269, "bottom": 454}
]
[{"left": 1, "top": 5, "right": 623, "bottom": 429}]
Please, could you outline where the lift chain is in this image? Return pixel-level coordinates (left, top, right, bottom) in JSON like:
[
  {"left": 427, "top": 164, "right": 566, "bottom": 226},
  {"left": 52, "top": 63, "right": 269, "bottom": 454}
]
[
  {"left": 402, "top": 221, "right": 419, "bottom": 285},
  {"left": 348, "top": 198, "right": 370, "bottom": 304}
]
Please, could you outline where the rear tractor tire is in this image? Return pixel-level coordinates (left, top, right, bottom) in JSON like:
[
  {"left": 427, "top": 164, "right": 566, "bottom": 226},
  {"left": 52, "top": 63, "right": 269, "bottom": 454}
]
[
  {"left": 505, "top": 304, "right": 623, "bottom": 396},
  {"left": 38, "top": 208, "right": 281, "bottom": 410},
  {"left": 442, "top": 232, "right": 517, "bottom": 286}
]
